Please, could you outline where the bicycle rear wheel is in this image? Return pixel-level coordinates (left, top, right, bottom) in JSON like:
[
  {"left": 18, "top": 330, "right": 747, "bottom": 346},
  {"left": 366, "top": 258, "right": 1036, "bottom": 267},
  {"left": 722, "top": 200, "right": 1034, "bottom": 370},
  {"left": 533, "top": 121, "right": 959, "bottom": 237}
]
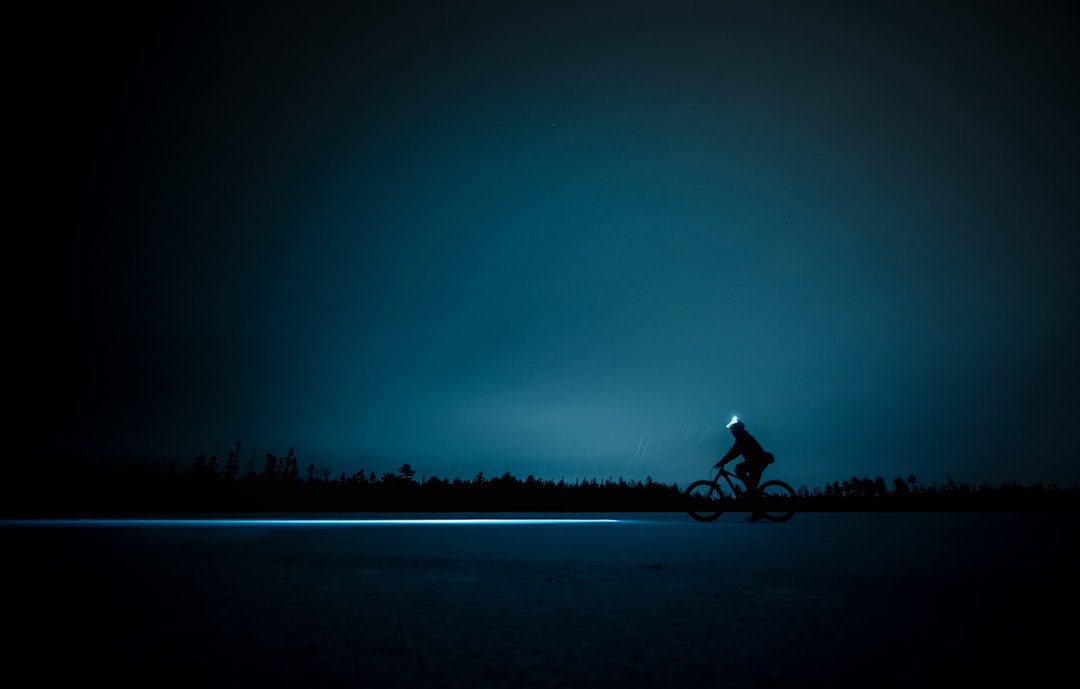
[
  {"left": 686, "top": 480, "right": 731, "bottom": 522},
  {"left": 758, "top": 480, "right": 797, "bottom": 522}
]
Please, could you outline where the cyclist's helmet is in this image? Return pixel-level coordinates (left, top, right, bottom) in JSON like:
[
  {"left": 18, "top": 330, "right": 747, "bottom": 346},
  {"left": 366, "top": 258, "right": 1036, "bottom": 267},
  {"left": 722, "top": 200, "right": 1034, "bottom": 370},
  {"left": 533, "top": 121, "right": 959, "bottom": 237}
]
[{"left": 726, "top": 416, "right": 745, "bottom": 432}]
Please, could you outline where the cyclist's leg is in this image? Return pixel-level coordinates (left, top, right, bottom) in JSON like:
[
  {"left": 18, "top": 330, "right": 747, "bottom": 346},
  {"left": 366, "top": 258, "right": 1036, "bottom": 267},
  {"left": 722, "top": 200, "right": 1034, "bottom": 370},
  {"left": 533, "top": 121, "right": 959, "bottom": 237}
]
[
  {"left": 737, "top": 461, "right": 763, "bottom": 494},
  {"left": 744, "top": 463, "right": 767, "bottom": 519},
  {"left": 733, "top": 461, "right": 750, "bottom": 492}
]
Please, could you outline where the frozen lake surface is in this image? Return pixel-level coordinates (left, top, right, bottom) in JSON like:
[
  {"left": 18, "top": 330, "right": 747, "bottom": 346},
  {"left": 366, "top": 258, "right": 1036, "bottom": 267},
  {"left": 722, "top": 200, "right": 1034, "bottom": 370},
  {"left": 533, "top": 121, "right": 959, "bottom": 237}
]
[{"left": 8, "top": 512, "right": 1078, "bottom": 687}]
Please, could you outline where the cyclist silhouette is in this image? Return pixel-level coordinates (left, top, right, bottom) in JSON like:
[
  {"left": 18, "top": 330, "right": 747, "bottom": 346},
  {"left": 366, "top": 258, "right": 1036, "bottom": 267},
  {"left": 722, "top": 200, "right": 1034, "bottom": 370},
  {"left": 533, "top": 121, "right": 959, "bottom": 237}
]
[{"left": 715, "top": 416, "right": 774, "bottom": 522}]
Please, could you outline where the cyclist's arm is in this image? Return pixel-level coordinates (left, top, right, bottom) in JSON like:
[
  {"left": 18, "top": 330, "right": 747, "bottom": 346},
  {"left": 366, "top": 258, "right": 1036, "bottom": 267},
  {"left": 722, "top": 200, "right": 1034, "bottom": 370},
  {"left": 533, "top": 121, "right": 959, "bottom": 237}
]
[{"left": 715, "top": 445, "right": 740, "bottom": 467}]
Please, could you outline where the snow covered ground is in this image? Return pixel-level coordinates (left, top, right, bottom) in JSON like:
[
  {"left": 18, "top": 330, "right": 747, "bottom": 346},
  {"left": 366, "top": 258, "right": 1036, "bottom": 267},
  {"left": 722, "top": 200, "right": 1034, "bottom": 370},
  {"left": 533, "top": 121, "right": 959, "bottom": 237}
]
[{"left": 7, "top": 512, "right": 1078, "bottom": 688}]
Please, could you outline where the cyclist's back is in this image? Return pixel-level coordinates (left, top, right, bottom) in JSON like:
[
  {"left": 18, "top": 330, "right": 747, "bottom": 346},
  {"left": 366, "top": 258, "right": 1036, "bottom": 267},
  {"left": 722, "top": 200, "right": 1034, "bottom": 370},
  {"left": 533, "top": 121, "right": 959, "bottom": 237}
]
[{"left": 724, "top": 428, "right": 765, "bottom": 464}]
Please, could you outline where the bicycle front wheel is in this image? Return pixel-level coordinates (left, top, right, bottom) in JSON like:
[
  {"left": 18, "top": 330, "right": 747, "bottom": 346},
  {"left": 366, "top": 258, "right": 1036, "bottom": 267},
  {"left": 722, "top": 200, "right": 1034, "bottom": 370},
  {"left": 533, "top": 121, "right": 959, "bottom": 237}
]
[
  {"left": 686, "top": 480, "right": 730, "bottom": 522},
  {"left": 759, "top": 480, "right": 797, "bottom": 522}
]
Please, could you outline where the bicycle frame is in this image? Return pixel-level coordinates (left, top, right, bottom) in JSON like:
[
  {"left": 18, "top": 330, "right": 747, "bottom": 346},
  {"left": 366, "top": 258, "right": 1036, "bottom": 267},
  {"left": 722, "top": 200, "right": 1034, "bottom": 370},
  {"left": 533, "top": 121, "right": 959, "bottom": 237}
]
[{"left": 712, "top": 466, "right": 748, "bottom": 496}]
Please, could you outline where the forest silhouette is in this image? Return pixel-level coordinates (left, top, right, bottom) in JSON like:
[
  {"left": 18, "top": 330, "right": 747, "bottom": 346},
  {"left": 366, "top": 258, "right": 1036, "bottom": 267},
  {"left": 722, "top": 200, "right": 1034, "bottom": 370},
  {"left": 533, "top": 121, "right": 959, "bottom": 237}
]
[{"left": 8, "top": 441, "right": 1078, "bottom": 516}]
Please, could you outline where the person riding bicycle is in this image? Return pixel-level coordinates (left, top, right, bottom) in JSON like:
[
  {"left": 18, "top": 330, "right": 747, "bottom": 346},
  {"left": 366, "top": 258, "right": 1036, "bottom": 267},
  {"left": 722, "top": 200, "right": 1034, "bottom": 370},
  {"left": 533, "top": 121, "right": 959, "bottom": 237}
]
[{"left": 715, "top": 416, "right": 774, "bottom": 522}]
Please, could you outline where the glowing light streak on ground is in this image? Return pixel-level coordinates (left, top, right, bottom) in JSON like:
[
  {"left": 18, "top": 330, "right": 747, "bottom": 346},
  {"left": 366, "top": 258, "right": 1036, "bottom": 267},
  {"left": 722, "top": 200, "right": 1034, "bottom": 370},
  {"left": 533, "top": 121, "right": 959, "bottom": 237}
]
[{"left": 2, "top": 518, "right": 627, "bottom": 527}]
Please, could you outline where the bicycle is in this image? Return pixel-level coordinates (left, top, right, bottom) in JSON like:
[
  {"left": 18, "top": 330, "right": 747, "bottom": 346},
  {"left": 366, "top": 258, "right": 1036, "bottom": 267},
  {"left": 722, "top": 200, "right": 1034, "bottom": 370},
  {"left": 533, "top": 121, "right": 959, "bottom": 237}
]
[{"left": 686, "top": 465, "right": 797, "bottom": 522}]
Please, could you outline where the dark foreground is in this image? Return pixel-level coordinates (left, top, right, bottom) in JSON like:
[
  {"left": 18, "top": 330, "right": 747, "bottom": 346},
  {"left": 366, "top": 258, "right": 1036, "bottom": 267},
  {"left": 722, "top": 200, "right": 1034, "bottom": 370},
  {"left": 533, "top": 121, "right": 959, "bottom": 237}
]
[{"left": 6, "top": 512, "right": 1078, "bottom": 688}]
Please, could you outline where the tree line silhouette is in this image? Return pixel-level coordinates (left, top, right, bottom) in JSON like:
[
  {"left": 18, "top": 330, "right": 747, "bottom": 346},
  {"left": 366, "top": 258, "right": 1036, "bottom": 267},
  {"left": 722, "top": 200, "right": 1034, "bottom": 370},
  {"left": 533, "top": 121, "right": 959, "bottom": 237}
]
[{"left": 7, "top": 441, "right": 1078, "bottom": 515}]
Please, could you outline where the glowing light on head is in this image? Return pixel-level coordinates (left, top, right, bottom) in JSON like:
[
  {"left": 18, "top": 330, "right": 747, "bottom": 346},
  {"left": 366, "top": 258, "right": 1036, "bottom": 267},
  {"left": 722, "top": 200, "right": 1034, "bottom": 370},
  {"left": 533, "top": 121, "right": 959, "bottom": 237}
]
[{"left": 726, "top": 415, "right": 739, "bottom": 428}]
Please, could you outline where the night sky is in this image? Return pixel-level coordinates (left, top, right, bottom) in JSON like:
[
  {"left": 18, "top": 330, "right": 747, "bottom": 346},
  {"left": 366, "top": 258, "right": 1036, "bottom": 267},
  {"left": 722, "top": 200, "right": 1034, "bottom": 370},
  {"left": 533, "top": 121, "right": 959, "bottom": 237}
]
[{"left": 33, "top": 1, "right": 1078, "bottom": 490}]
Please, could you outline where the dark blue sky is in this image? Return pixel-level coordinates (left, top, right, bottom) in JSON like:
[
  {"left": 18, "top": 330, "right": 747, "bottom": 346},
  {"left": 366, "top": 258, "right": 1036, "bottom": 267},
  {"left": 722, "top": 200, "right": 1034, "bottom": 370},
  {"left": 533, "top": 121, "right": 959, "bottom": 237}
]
[{"left": 35, "top": 1, "right": 1078, "bottom": 489}]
